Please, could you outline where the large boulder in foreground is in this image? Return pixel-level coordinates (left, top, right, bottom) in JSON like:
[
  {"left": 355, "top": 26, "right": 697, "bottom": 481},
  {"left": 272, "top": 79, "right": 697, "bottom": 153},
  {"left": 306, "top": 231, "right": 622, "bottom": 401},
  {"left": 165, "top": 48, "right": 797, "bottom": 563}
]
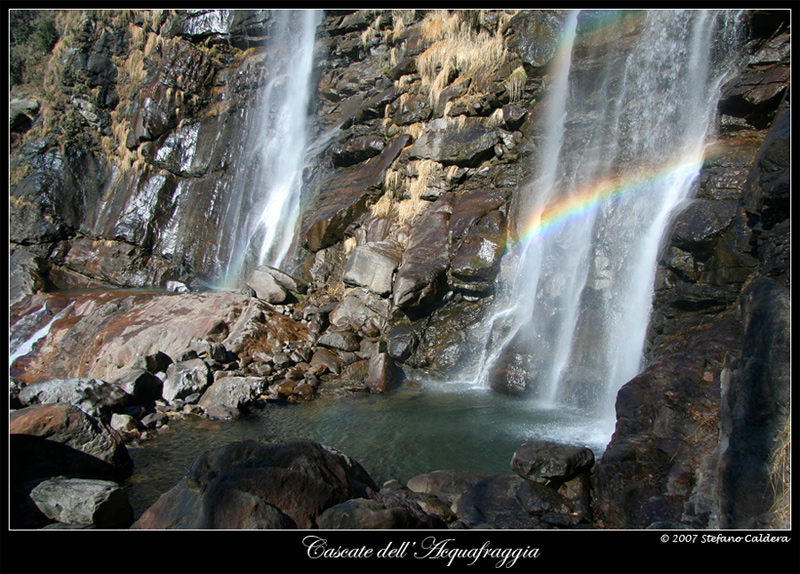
[
  {"left": 131, "top": 438, "right": 378, "bottom": 529},
  {"left": 10, "top": 403, "right": 133, "bottom": 485}
]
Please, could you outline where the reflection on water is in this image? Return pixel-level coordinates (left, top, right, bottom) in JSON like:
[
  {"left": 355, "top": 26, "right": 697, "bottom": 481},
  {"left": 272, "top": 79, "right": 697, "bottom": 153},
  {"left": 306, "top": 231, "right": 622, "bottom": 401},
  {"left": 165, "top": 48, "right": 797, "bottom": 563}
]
[{"left": 124, "top": 382, "right": 610, "bottom": 518}]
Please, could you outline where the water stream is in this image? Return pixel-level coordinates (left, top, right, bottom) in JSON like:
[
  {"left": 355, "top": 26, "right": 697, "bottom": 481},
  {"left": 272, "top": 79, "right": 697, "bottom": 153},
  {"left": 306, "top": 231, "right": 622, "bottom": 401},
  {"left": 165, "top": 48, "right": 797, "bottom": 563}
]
[
  {"left": 220, "top": 9, "right": 322, "bottom": 283},
  {"left": 470, "top": 9, "right": 747, "bottom": 445}
]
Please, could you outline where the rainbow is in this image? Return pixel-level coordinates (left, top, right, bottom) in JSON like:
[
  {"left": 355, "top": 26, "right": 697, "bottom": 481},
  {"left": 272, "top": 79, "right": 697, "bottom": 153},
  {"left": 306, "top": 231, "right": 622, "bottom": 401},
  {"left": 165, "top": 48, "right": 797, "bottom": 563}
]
[{"left": 506, "top": 142, "right": 728, "bottom": 255}]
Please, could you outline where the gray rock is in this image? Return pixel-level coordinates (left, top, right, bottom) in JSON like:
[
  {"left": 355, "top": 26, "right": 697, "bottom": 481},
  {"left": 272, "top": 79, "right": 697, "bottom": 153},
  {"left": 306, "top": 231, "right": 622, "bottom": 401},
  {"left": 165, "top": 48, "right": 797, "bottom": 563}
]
[
  {"left": 113, "top": 369, "right": 163, "bottom": 406},
  {"left": 18, "top": 377, "right": 131, "bottom": 423},
  {"left": 198, "top": 376, "right": 265, "bottom": 411},
  {"left": 317, "top": 331, "right": 361, "bottom": 353},
  {"left": 133, "top": 351, "right": 173, "bottom": 375},
  {"left": 140, "top": 412, "right": 169, "bottom": 429},
  {"left": 342, "top": 240, "right": 403, "bottom": 297},
  {"left": 329, "top": 288, "right": 392, "bottom": 335},
  {"left": 30, "top": 477, "right": 133, "bottom": 528},
  {"left": 245, "top": 267, "right": 288, "bottom": 304},
  {"left": 408, "top": 117, "right": 500, "bottom": 168},
  {"left": 511, "top": 441, "right": 596, "bottom": 486},
  {"left": 163, "top": 359, "right": 212, "bottom": 404},
  {"left": 110, "top": 413, "right": 140, "bottom": 433},
  {"left": 406, "top": 469, "right": 490, "bottom": 505}
]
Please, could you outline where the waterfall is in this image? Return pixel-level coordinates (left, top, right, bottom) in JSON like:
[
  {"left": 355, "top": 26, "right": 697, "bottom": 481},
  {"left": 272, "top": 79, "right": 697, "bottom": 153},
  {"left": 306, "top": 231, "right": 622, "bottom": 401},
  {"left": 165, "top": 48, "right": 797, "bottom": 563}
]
[
  {"left": 476, "top": 10, "right": 746, "bottom": 445},
  {"left": 221, "top": 10, "right": 321, "bottom": 284}
]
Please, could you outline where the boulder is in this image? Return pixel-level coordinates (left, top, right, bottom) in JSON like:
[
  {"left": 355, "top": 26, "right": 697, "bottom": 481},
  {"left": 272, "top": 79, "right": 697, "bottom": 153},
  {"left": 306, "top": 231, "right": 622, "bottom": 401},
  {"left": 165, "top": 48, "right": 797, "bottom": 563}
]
[
  {"left": 198, "top": 376, "right": 266, "bottom": 411},
  {"left": 162, "top": 359, "right": 212, "bottom": 404},
  {"left": 132, "top": 350, "right": 173, "bottom": 374},
  {"left": 511, "top": 441, "right": 595, "bottom": 487},
  {"left": 408, "top": 117, "right": 500, "bottom": 168},
  {"left": 30, "top": 477, "right": 134, "bottom": 528},
  {"left": 318, "top": 498, "right": 432, "bottom": 529},
  {"left": 18, "top": 377, "right": 131, "bottom": 423},
  {"left": 387, "top": 324, "right": 418, "bottom": 363},
  {"left": 452, "top": 474, "right": 571, "bottom": 529},
  {"left": 329, "top": 288, "right": 392, "bottom": 335},
  {"left": 112, "top": 369, "right": 163, "bottom": 406},
  {"left": 406, "top": 469, "right": 490, "bottom": 505},
  {"left": 131, "top": 438, "right": 378, "bottom": 529},
  {"left": 342, "top": 240, "right": 403, "bottom": 297},
  {"left": 365, "top": 353, "right": 401, "bottom": 393},
  {"left": 317, "top": 331, "right": 361, "bottom": 353},
  {"left": 245, "top": 267, "right": 289, "bottom": 303},
  {"left": 10, "top": 403, "right": 133, "bottom": 484},
  {"left": 309, "top": 348, "right": 344, "bottom": 375},
  {"left": 110, "top": 413, "right": 140, "bottom": 433}
]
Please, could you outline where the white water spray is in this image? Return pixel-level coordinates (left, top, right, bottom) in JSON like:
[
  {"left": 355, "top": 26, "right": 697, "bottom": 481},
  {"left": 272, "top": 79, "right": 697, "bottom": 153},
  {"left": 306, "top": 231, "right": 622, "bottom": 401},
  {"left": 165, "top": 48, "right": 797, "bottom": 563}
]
[
  {"left": 222, "top": 10, "right": 321, "bottom": 282},
  {"left": 475, "top": 10, "right": 746, "bottom": 445}
]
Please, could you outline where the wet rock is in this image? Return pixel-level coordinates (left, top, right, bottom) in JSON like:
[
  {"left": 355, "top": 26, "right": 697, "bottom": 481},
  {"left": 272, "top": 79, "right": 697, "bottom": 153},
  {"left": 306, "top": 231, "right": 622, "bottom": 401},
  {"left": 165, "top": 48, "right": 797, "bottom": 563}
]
[
  {"left": 393, "top": 193, "right": 455, "bottom": 313},
  {"left": 669, "top": 199, "right": 739, "bottom": 258},
  {"left": 301, "top": 134, "right": 410, "bottom": 252},
  {"left": 331, "top": 135, "right": 385, "bottom": 168},
  {"left": 30, "top": 477, "right": 134, "bottom": 528},
  {"left": 131, "top": 438, "right": 378, "bottom": 529},
  {"left": 449, "top": 209, "right": 506, "bottom": 294},
  {"left": 511, "top": 441, "right": 595, "bottom": 487},
  {"left": 365, "top": 353, "right": 401, "bottom": 393},
  {"left": 408, "top": 117, "right": 500, "bottom": 168},
  {"left": 370, "top": 480, "right": 452, "bottom": 528},
  {"left": 342, "top": 240, "right": 403, "bottom": 297},
  {"left": 10, "top": 403, "right": 133, "bottom": 484},
  {"left": 387, "top": 324, "right": 418, "bottom": 363},
  {"left": 717, "top": 278, "right": 790, "bottom": 528},
  {"left": 318, "top": 498, "right": 422, "bottom": 529},
  {"left": 309, "top": 348, "right": 344, "bottom": 376},
  {"left": 163, "top": 359, "right": 212, "bottom": 404},
  {"left": 18, "top": 377, "right": 130, "bottom": 424}
]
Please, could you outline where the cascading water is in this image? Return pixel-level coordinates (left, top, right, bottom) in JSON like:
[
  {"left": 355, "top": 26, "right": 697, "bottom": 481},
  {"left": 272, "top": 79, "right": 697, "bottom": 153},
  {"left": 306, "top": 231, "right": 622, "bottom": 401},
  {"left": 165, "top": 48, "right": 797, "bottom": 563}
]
[
  {"left": 474, "top": 9, "right": 747, "bottom": 446},
  {"left": 220, "top": 9, "right": 321, "bottom": 283}
]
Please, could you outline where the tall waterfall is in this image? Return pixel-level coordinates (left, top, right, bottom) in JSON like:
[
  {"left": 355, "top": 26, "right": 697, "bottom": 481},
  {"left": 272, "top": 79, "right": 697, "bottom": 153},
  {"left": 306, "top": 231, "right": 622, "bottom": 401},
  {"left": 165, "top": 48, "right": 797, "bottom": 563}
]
[
  {"left": 221, "top": 10, "right": 321, "bottom": 283},
  {"left": 476, "top": 10, "right": 747, "bottom": 444}
]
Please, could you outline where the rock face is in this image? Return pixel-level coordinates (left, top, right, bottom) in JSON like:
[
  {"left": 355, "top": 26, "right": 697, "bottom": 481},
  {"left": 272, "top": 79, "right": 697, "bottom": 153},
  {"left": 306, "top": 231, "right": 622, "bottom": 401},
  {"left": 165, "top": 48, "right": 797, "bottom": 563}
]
[{"left": 593, "top": 27, "right": 790, "bottom": 528}]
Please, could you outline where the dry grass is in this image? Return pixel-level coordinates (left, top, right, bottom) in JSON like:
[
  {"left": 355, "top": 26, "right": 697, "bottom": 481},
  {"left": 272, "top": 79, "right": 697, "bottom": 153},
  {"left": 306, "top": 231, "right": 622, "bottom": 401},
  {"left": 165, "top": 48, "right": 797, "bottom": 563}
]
[
  {"left": 417, "top": 10, "right": 509, "bottom": 111},
  {"left": 767, "top": 413, "right": 791, "bottom": 528}
]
